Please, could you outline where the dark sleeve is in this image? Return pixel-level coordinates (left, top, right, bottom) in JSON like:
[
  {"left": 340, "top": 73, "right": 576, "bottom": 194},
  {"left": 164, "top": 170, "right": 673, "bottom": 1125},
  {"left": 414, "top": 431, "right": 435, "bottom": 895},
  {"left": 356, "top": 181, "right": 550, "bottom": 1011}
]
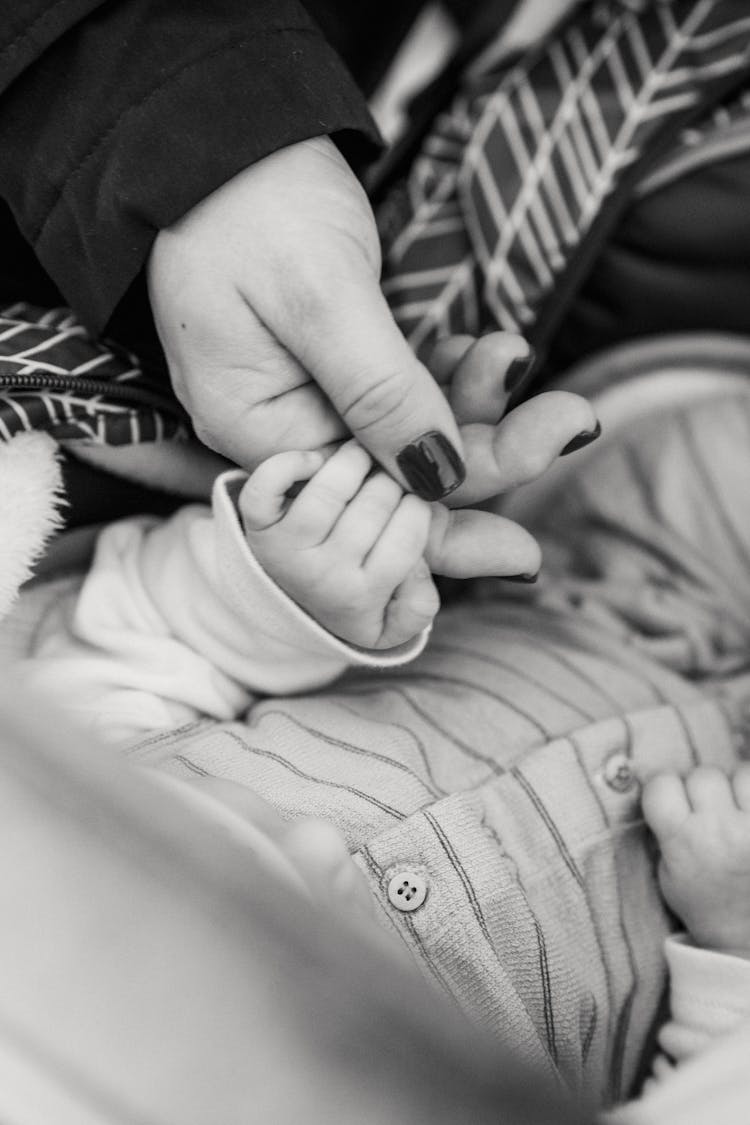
[{"left": 0, "top": 1, "right": 382, "bottom": 333}]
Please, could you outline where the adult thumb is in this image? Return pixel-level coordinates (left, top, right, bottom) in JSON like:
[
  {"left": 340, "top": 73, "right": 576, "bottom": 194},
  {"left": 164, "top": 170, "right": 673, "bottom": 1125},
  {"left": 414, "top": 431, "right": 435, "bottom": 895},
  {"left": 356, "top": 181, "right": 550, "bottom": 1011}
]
[{"left": 284, "top": 267, "right": 466, "bottom": 501}]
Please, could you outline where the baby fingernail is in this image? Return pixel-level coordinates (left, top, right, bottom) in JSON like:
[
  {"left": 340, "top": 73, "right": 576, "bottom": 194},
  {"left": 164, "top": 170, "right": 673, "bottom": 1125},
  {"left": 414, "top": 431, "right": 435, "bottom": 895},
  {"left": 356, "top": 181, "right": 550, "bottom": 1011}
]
[
  {"left": 505, "top": 350, "right": 536, "bottom": 395},
  {"left": 504, "top": 572, "right": 539, "bottom": 584},
  {"left": 396, "top": 432, "right": 465, "bottom": 500},
  {"left": 560, "top": 420, "right": 602, "bottom": 457}
]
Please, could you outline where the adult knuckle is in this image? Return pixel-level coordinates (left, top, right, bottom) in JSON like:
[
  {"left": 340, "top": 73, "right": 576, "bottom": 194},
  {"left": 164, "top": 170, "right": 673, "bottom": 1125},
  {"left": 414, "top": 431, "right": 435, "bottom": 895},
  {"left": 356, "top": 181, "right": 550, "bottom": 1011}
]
[
  {"left": 339, "top": 368, "right": 413, "bottom": 434},
  {"left": 190, "top": 415, "right": 221, "bottom": 452},
  {"left": 164, "top": 358, "right": 190, "bottom": 405},
  {"left": 519, "top": 444, "right": 554, "bottom": 481},
  {"left": 283, "top": 269, "right": 331, "bottom": 329},
  {"left": 182, "top": 377, "right": 265, "bottom": 453}
]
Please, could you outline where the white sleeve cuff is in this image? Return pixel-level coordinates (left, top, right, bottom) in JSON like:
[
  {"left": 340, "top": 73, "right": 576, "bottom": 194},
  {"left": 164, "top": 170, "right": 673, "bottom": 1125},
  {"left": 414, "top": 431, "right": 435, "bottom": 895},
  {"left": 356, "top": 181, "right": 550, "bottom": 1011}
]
[{"left": 665, "top": 934, "right": 750, "bottom": 1036}]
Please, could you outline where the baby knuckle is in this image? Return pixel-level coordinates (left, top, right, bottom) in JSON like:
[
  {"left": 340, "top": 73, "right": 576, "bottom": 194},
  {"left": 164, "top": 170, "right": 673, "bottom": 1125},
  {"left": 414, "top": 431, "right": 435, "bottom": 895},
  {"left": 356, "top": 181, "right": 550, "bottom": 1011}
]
[
  {"left": 238, "top": 481, "right": 265, "bottom": 516},
  {"left": 369, "top": 471, "right": 405, "bottom": 503},
  {"left": 384, "top": 529, "right": 423, "bottom": 563},
  {"left": 404, "top": 492, "right": 432, "bottom": 522},
  {"left": 360, "top": 492, "right": 403, "bottom": 526},
  {"left": 690, "top": 766, "right": 726, "bottom": 789},
  {"left": 400, "top": 498, "right": 432, "bottom": 544},
  {"left": 319, "top": 568, "right": 361, "bottom": 599},
  {"left": 412, "top": 581, "right": 440, "bottom": 620},
  {"left": 315, "top": 480, "right": 355, "bottom": 509},
  {"left": 357, "top": 587, "right": 387, "bottom": 617},
  {"left": 645, "top": 771, "right": 677, "bottom": 797}
]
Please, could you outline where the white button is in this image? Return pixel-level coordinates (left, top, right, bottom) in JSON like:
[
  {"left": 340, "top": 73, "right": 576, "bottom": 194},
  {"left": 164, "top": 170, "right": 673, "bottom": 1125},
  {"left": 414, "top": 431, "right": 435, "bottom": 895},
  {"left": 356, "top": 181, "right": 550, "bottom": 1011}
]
[
  {"left": 387, "top": 870, "right": 428, "bottom": 912},
  {"left": 602, "top": 752, "right": 637, "bottom": 794}
]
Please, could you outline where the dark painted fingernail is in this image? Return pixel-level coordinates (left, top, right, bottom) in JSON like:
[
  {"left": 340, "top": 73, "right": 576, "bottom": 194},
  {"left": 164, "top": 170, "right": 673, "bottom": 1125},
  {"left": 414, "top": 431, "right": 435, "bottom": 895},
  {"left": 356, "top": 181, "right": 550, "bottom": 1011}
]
[
  {"left": 560, "top": 420, "right": 602, "bottom": 457},
  {"left": 396, "top": 431, "right": 465, "bottom": 500},
  {"left": 504, "top": 572, "right": 539, "bottom": 584},
  {"left": 505, "top": 350, "right": 536, "bottom": 395}
]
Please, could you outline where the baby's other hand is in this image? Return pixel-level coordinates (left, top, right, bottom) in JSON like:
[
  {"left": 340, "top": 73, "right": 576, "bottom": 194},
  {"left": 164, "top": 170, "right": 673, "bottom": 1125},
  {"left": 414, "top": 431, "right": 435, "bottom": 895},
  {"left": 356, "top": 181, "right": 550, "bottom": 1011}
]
[
  {"left": 642, "top": 766, "right": 750, "bottom": 954},
  {"left": 239, "top": 442, "right": 439, "bottom": 650}
]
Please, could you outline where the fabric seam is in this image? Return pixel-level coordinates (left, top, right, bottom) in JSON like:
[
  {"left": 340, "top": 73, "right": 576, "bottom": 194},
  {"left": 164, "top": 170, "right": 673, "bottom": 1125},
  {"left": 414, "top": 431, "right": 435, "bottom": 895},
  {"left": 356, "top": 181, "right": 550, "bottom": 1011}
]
[
  {"left": 31, "top": 26, "right": 344, "bottom": 246},
  {"left": 0, "top": 0, "right": 83, "bottom": 69}
]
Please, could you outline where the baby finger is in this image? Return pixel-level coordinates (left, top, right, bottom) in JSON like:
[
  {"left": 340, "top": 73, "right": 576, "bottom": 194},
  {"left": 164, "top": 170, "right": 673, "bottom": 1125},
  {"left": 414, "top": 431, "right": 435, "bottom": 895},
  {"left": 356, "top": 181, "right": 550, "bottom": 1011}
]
[
  {"left": 364, "top": 494, "right": 432, "bottom": 589},
  {"left": 641, "top": 773, "right": 691, "bottom": 841},
  {"left": 240, "top": 450, "right": 325, "bottom": 531},
  {"left": 283, "top": 440, "right": 372, "bottom": 544},
  {"left": 330, "top": 470, "right": 404, "bottom": 561},
  {"left": 685, "top": 767, "right": 735, "bottom": 813},
  {"left": 379, "top": 562, "right": 441, "bottom": 649},
  {"left": 449, "top": 334, "right": 534, "bottom": 424}
]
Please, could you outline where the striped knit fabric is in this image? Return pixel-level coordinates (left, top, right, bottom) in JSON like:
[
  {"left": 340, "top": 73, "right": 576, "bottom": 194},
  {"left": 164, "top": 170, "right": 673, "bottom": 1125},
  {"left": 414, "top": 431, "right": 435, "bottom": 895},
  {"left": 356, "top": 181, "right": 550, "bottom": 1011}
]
[
  {"left": 379, "top": 0, "right": 750, "bottom": 360},
  {"left": 635, "top": 74, "right": 750, "bottom": 195},
  {"left": 0, "top": 303, "right": 186, "bottom": 446},
  {"left": 127, "top": 383, "right": 750, "bottom": 1105}
]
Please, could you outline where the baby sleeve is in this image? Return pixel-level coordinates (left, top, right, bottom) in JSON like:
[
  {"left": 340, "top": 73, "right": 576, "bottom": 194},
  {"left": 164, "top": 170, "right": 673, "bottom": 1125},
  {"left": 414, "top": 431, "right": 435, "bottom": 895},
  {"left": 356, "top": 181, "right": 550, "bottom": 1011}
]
[
  {"left": 25, "top": 470, "right": 428, "bottom": 741},
  {"left": 653, "top": 935, "right": 750, "bottom": 1073},
  {"left": 603, "top": 935, "right": 750, "bottom": 1124}
]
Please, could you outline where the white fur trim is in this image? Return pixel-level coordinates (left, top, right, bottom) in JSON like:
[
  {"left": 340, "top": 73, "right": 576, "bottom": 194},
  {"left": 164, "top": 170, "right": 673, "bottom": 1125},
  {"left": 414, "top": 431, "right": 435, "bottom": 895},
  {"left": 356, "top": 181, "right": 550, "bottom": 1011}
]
[{"left": 0, "top": 433, "right": 65, "bottom": 620}]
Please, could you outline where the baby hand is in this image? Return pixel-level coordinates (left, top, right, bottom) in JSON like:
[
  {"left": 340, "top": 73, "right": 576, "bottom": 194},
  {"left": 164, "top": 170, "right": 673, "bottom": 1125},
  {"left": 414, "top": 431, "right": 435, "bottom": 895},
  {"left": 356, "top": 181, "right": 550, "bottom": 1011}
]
[
  {"left": 239, "top": 441, "right": 439, "bottom": 650},
  {"left": 642, "top": 766, "right": 750, "bottom": 954}
]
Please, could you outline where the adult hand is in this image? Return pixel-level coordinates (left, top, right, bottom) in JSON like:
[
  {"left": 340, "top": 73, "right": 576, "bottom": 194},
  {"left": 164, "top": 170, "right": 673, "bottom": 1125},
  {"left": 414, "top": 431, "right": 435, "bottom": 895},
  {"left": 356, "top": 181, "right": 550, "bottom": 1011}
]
[
  {"left": 148, "top": 137, "right": 601, "bottom": 575},
  {"left": 422, "top": 334, "right": 601, "bottom": 579},
  {"left": 427, "top": 333, "right": 600, "bottom": 507},
  {"left": 148, "top": 135, "right": 466, "bottom": 501}
]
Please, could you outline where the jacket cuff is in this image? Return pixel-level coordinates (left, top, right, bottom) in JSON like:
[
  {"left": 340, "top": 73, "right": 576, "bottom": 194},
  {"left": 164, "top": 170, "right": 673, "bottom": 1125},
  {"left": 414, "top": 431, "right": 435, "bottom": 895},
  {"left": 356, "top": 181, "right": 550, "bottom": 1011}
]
[
  {"left": 0, "top": 10, "right": 381, "bottom": 332},
  {"left": 212, "top": 470, "right": 430, "bottom": 671}
]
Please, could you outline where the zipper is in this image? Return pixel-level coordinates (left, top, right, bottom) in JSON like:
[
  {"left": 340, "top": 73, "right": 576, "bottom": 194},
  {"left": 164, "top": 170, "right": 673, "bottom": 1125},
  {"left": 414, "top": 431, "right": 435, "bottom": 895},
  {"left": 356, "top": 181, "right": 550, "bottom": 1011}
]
[{"left": 0, "top": 372, "right": 185, "bottom": 417}]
